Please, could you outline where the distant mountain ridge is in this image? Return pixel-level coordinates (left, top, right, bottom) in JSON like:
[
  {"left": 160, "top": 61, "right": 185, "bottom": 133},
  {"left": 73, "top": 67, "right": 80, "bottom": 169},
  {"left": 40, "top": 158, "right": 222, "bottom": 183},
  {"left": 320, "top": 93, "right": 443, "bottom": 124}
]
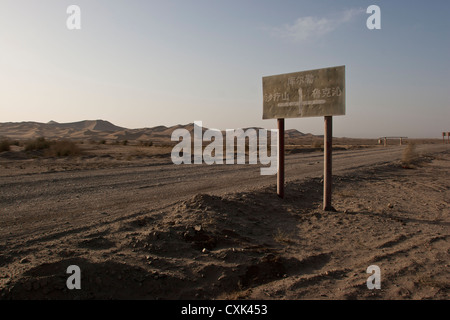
[
  {"left": 0, "top": 120, "right": 310, "bottom": 144},
  {"left": 45, "top": 120, "right": 125, "bottom": 132}
]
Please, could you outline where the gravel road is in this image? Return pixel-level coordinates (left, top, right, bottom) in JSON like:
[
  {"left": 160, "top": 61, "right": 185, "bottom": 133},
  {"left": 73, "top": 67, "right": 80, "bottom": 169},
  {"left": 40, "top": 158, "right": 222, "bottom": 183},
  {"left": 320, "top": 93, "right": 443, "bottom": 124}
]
[{"left": 0, "top": 144, "right": 447, "bottom": 241}]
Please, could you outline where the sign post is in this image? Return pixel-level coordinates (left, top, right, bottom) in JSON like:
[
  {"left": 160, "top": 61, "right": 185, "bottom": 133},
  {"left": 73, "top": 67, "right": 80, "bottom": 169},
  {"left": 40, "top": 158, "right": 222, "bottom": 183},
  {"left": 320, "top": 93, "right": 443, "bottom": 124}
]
[
  {"left": 262, "top": 66, "right": 345, "bottom": 210},
  {"left": 277, "top": 118, "right": 285, "bottom": 198},
  {"left": 323, "top": 116, "right": 333, "bottom": 211}
]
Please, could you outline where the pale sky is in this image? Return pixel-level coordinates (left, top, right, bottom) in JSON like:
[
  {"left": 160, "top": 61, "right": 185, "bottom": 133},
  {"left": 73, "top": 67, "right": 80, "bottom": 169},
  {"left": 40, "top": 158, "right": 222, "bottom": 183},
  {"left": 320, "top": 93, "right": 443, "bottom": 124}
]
[{"left": 0, "top": 0, "right": 449, "bottom": 138}]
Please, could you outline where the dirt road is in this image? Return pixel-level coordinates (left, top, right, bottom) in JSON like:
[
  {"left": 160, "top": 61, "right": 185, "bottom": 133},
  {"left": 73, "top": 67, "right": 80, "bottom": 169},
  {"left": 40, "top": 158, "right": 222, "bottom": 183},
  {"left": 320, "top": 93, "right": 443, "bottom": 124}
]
[{"left": 0, "top": 144, "right": 446, "bottom": 240}]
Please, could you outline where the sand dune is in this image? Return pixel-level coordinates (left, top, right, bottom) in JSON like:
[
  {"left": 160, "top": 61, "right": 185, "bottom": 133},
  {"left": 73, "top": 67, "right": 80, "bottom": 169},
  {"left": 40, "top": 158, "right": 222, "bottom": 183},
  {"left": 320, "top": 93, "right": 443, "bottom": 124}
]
[{"left": 0, "top": 120, "right": 312, "bottom": 146}]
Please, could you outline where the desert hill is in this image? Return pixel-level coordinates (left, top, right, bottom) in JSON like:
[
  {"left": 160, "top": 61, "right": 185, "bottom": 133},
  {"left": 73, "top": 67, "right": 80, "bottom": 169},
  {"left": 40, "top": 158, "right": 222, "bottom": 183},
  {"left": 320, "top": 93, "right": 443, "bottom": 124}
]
[
  {"left": 46, "top": 120, "right": 125, "bottom": 132},
  {"left": 0, "top": 120, "right": 310, "bottom": 145}
]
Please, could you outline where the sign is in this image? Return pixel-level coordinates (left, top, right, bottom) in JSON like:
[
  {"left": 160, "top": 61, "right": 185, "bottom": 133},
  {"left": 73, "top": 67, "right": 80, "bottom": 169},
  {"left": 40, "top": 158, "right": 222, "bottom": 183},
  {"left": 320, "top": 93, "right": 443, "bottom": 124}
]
[
  {"left": 263, "top": 66, "right": 345, "bottom": 119},
  {"left": 262, "top": 65, "right": 346, "bottom": 210}
]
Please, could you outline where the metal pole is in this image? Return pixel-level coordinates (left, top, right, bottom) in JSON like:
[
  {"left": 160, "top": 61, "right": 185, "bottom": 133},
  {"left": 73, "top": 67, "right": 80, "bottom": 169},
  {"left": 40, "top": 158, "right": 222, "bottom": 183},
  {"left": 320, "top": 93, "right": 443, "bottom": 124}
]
[
  {"left": 277, "top": 118, "right": 285, "bottom": 198},
  {"left": 323, "top": 116, "right": 333, "bottom": 211},
  {"left": 447, "top": 132, "right": 450, "bottom": 144},
  {"left": 444, "top": 132, "right": 446, "bottom": 145}
]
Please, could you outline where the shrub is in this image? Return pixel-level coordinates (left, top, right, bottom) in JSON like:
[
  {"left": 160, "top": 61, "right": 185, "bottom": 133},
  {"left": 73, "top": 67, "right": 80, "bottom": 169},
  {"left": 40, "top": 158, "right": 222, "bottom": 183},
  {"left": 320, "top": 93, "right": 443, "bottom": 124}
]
[
  {"left": 312, "top": 140, "right": 323, "bottom": 148},
  {"left": 47, "top": 140, "right": 82, "bottom": 157},
  {"left": 24, "top": 137, "right": 51, "bottom": 151},
  {"left": 401, "top": 143, "right": 417, "bottom": 168},
  {"left": 0, "top": 139, "right": 10, "bottom": 152}
]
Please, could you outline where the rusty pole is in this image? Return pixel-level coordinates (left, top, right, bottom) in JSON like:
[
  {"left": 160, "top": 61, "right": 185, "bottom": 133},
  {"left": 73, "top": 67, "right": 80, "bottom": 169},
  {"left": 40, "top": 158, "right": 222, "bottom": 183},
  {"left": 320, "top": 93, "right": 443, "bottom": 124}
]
[
  {"left": 447, "top": 132, "right": 450, "bottom": 144},
  {"left": 323, "top": 116, "right": 333, "bottom": 211},
  {"left": 443, "top": 132, "right": 446, "bottom": 145},
  {"left": 277, "top": 118, "right": 285, "bottom": 198}
]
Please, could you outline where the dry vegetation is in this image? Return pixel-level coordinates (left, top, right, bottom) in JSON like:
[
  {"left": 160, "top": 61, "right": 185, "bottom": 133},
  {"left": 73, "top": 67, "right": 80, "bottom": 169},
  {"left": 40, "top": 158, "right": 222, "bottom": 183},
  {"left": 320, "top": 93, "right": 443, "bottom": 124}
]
[
  {"left": 24, "top": 137, "right": 51, "bottom": 152},
  {"left": 401, "top": 143, "right": 418, "bottom": 169},
  {"left": 20, "top": 138, "right": 82, "bottom": 157},
  {"left": 0, "top": 139, "right": 11, "bottom": 152},
  {"left": 46, "top": 140, "right": 82, "bottom": 157},
  {"left": 0, "top": 138, "right": 20, "bottom": 152}
]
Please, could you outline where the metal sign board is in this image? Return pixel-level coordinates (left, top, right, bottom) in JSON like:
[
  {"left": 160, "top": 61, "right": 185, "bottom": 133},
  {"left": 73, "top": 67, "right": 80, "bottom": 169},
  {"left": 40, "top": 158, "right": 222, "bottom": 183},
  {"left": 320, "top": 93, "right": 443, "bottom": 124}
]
[{"left": 263, "top": 66, "right": 345, "bottom": 119}]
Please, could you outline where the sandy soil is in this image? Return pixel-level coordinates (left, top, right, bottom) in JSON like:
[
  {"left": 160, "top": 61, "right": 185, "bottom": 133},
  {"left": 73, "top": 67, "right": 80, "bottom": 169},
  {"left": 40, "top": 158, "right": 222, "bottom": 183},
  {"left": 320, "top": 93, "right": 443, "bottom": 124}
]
[{"left": 0, "top": 146, "right": 448, "bottom": 300}]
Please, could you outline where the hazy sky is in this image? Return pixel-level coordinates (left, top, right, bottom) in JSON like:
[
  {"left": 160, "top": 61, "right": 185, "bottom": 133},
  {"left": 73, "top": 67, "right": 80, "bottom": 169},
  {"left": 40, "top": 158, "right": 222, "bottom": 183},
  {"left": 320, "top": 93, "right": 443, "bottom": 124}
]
[{"left": 0, "top": 0, "right": 449, "bottom": 138}]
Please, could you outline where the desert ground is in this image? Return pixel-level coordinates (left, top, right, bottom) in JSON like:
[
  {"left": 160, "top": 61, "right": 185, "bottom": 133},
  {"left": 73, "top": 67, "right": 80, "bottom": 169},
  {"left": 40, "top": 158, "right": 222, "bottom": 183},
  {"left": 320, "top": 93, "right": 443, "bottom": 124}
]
[{"left": 0, "top": 141, "right": 448, "bottom": 300}]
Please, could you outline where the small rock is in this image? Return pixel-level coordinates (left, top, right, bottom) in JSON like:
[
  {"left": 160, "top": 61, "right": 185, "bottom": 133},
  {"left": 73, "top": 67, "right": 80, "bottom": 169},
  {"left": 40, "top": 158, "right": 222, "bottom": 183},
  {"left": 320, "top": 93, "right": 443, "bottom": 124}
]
[
  {"left": 202, "top": 248, "right": 209, "bottom": 254},
  {"left": 388, "top": 203, "right": 394, "bottom": 208},
  {"left": 194, "top": 225, "right": 202, "bottom": 232},
  {"left": 20, "top": 258, "right": 30, "bottom": 264},
  {"left": 149, "top": 231, "right": 159, "bottom": 240}
]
